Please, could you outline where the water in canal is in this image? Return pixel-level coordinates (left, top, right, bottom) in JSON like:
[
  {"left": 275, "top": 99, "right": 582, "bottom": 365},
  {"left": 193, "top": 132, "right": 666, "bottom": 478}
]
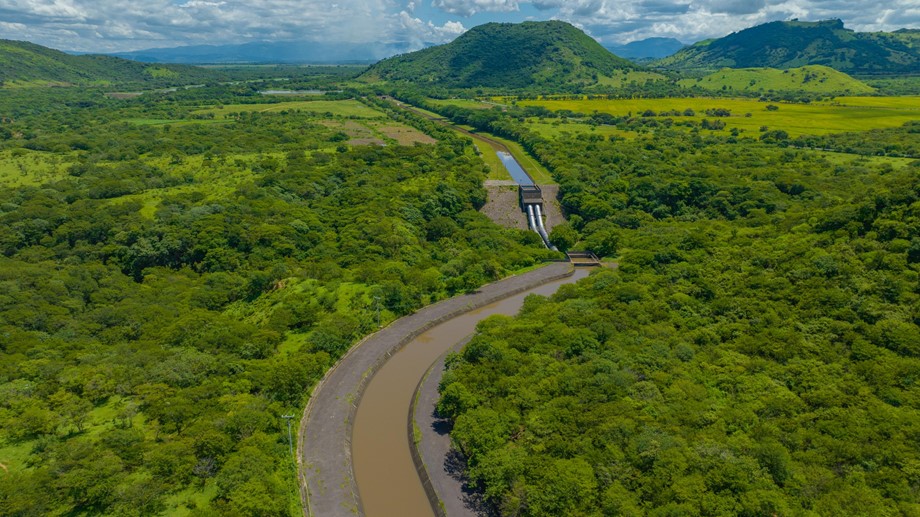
[
  {"left": 352, "top": 269, "right": 590, "bottom": 516},
  {"left": 496, "top": 151, "right": 533, "bottom": 186}
]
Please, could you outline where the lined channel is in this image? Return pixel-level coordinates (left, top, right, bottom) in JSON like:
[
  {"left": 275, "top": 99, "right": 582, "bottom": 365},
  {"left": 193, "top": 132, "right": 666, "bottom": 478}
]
[
  {"left": 496, "top": 151, "right": 534, "bottom": 186},
  {"left": 352, "top": 269, "right": 590, "bottom": 516}
]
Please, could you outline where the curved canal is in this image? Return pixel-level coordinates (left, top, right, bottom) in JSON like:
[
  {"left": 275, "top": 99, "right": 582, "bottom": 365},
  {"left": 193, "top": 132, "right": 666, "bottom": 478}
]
[{"left": 351, "top": 269, "right": 590, "bottom": 516}]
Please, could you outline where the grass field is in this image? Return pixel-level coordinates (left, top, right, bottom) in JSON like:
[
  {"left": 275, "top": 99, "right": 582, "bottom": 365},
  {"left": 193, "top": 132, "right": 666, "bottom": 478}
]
[
  {"left": 526, "top": 120, "right": 632, "bottom": 140},
  {"left": 106, "top": 153, "right": 254, "bottom": 218},
  {"left": 519, "top": 96, "right": 920, "bottom": 137},
  {"left": 406, "top": 105, "right": 446, "bottom": 120},
  {"left": 0, "top": 149, "right": 72, "bottom": 187},
  {"left": 368, "top": 122, "right": 437, "bottom": 145},
  {"left": 475, "top": 144, "right": 512, "bottom": 180},
  {"left": 815, "top": 151, "right": 915, "bottom": 169},
  {"left": 427, "top": 98, "right": 499, "bottom": 110},
  {"left": 596, "top": 70, "right": 668, "bottom": 88},
  {"left": 679, "top": 66, "right": 875, "bottom": 94},
  {"left": 818, "top": 96, "right": 920, "bottom": 109},
  {"left": 161, "top": 482, "right": 220, "bottom": 516},
  {"left": 0, "top": 439, "right": 34, "bottom": 474},
  {"left": 197, "top": 99, "right": 386, "bottom": 119},
  {"left": 486, "top": 133, "right": 554, "bottom": 184}
]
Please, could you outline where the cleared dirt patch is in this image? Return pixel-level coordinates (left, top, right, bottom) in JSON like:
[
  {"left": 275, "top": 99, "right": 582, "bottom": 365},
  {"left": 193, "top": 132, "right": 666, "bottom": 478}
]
[
  {"left": 480, "top": 183, "right": 563, "bottom": 234},
  {"left": 321, "top": 120, "right": 386, "bottom": 146},
  {"left": 375, "top": 124, "right": 436, "bottom": 145},
  {"left": 481, "top": 184, "right": 527, "bottom": 230},
  {"left": 348, "top": 137, "right": 386, "bottom": 146}
]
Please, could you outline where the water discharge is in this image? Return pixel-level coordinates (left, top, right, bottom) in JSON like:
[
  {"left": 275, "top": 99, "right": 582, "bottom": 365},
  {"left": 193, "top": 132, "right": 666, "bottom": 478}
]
[{"left": 352, "top": 269, "right": 590, "bottom": 516}]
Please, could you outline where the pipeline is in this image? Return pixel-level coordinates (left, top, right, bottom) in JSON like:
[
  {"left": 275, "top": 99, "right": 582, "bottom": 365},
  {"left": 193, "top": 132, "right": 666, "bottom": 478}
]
[
  {"left": 526, "top": 204, "right": 544, "bottom": 248},
  {"left": 534, "top": 204, "right": 558, "bottom": 251},
  {"left": 527, "top": 204, "right": 558, "bottom": 251}
]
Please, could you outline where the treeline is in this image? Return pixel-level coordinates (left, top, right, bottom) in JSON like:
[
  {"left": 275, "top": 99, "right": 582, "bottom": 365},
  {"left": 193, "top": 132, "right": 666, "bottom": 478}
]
[
  {"left": 440, "top": 117, "right": 920, "bottom": 514},
  {"left": 0, "top": 89, "right": 551, "bottom": 515},
  {"left": 790, "top": 121, "right": 920, "bottom": 158}
]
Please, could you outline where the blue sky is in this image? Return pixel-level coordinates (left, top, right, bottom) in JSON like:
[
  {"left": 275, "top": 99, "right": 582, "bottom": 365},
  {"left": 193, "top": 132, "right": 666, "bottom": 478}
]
[{"left": 0, "top": 0, "right": 916, "bottom": 53}]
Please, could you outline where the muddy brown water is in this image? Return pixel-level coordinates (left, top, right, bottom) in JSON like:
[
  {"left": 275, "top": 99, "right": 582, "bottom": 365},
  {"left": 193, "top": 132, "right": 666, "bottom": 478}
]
[{"left": 352, "top": 269, "right": 590, "bottom": 516}]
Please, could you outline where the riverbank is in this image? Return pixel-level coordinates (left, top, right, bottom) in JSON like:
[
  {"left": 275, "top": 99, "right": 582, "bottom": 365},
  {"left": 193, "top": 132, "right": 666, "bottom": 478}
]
[{"left": 298, "top": 262, "right": 575, "bottom": 517}]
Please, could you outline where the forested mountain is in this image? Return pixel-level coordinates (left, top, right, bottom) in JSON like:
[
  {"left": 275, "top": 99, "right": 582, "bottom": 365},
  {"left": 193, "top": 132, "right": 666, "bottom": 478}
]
[
  {"left": 657, "top": 20, "right": 920, "bottom": 75},
  {"left": 606, "top": 38, "right": 686, "bottom": 60},
  {"left": 0, "top": 39, "right": 220, "bottom": 87},
  {"left": 361, "top": 21, "right": 640, "bottom": 89}
]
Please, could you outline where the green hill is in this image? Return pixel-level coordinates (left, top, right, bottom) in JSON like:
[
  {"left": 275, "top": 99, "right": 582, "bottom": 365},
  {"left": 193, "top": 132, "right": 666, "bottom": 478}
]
[
  {"left": 361, "top": 21, "right": 648, "bottom": 89},
  {"left": 682, "top": 65, "right": 875, "bottom": 94},
  {"left": 0, "top": 39, "right": 220, "bottom": 88},
  {"left": 657, "top": 20, "right": 920, "bottom": 75}
]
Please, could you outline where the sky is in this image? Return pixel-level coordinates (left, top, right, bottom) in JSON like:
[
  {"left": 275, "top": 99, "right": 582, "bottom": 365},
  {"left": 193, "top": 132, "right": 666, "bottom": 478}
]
[{"left": 0, "top": 0, "right": 916, "bottom": 53}]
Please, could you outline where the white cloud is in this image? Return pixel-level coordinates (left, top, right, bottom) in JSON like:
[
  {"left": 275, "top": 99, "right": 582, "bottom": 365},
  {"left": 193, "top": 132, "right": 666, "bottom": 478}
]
[
  {"left": 0, "top": 0, "right": 87, "bottom": 20},
  {"left": 398, "top": 10, "right": 466, "bottom": 48},
  {"left": 0, "top": 0, "right": 914, "bottom": 53},
  {"left": 0, "top": 0, "right": 398, "bottom": 51},
  {"left": 431, "top": 0, "right": 519, "bottom": 17}
]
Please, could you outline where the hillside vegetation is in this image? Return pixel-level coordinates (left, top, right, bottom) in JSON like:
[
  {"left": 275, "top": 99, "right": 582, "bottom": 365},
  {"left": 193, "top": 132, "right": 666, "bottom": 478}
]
[
  {"left": 0, "top": 87, "right": 553, "bottom": 515},
  {"left": 0, "top": 39, "right": 220, "bottom": 88},
  {"left": 362, "top": 21, "right": 647, "bottom": 90},
  {"left": 682, "top": 65, "right": 875, "bottom": 94},
  {"left": 657, "top": 20, "right": 920, "bottom": 75},
  {"left": 434, "top": 100, "right": 920, "bottom": 516}
]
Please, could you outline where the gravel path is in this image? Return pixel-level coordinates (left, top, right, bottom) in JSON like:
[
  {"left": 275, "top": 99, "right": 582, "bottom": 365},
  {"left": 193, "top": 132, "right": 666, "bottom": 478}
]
[{"left": 298, "top": 262, "right": 574, "bottom": 517}]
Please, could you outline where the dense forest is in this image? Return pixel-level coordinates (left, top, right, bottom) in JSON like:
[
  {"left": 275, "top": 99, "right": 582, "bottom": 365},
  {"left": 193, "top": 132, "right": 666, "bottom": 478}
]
[
  {"left": 0, "top": 87, "right": 553, "bottom": 515},
  {"left": 437, "top": 105, "right": 920, "bottom": 514},
  {"left": 1, "top": 26, "right": 919, "bottom": 516}
]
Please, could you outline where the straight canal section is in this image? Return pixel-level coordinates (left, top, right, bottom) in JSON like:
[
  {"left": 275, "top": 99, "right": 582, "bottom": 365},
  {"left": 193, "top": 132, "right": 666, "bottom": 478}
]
[
  {"left": 377, "top": 98, "right": 556, "bottom": 250},
  {"left": 298, "top": 263, "right": 589, "bottom": 516}
]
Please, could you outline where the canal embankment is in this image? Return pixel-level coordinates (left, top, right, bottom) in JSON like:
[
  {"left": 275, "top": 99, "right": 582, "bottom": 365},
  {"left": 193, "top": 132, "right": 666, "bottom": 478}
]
[{"left": 299, "top": 262, "right": 575, "bottom": 517}]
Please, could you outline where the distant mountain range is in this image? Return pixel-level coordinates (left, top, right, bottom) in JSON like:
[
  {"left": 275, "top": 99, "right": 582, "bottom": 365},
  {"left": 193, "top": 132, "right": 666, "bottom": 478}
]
[
  {"left": 106, "top": 41, "right": 419, "bottom": 65},
  {"left": 657, "top": 19, "right": 920, "bottom": 75},
  {"left": 106, "top": 36, "right": 686, "bottom": 66},
  {"left": 361, "top": 21, "right": 639, "bottom": 89},
  {"left": 0, "top": 39, "right": 219, "bottom": 87},
  {"left": 3, "top": 17, "right": 916, "bottom": 92},
  {"left": 606, "top": 38, "right": 686, "bottom": 60}
]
